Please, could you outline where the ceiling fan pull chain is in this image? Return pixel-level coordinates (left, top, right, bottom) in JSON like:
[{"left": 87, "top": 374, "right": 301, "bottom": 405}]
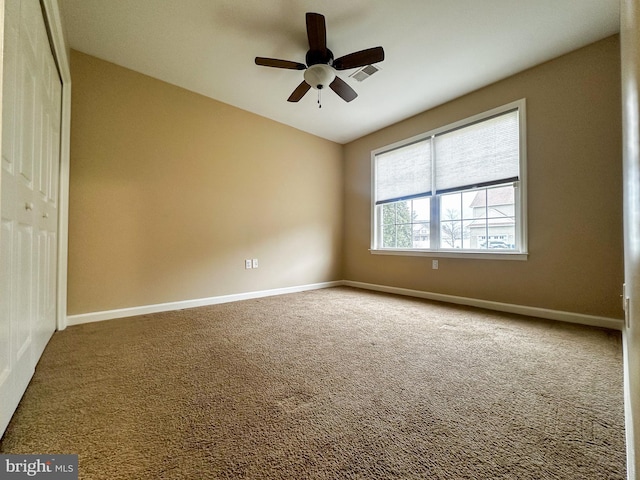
[{"left": 318, "top": 88, "right": 322, "bottom": 108}]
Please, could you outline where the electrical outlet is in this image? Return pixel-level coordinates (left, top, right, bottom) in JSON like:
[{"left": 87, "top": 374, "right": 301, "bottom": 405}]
[
  {"left": 252, "top": 258, "right": 259, "bottom": 268},
  {"left": 245, "top": 259, "right": 252, "bottom": 269},
  {"left": 432, "top": 259, "right": 439, "bottom": 270}
]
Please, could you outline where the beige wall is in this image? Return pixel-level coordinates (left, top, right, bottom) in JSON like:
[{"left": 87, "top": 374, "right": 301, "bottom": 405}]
[
  {"left": 70, "top": 37, "right": 623, "bottom": 320},
  {"left": 67, "top": 50, "right": 343, "bottom": 315},
  {"left": 343, "top": 36, "right": 623, "bottom": 319}
]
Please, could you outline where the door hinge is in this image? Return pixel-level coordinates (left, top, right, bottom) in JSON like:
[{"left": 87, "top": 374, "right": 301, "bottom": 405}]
[{"left": 623, "top": 283, "right": 630, "bottom": 329}]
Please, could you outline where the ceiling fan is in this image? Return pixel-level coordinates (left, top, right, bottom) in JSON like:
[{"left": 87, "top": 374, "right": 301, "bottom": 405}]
[{"left": 255, "top": 12, "right": 385, "bottom": 105}]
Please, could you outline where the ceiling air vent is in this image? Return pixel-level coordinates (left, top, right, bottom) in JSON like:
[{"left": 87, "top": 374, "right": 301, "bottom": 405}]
[{"left": 349, "top": 64, "right": 379, "bottom": 82}]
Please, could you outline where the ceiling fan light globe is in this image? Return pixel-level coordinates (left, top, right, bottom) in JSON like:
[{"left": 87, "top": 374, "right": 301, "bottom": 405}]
[{"left": 304, "top": 64, "right": 336, "bottom": 90}]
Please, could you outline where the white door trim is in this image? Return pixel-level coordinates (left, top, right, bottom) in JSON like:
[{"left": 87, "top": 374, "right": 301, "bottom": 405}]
[
  {"left": 621, "top": 0, "right": 640, "bottom": 477},
  {"left": 40, "top": 0, "right": 70, "bottom": 331}
]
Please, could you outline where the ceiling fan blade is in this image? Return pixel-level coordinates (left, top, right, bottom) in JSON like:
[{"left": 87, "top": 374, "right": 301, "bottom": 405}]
[
  {"left": 306, "top": 12, "right": 327, "bottom": 53},
  {"left": 288, "top": 81, "right": 311, "bottom": 102},
  {"left": 255, "top": 57, "right": 306, "bottom": 70},
  {"left": 329, "top": 76, "right": 357, "bottom": 102},
  {"left": 333, "top": 46, "right": 385, "bottom": 70}
]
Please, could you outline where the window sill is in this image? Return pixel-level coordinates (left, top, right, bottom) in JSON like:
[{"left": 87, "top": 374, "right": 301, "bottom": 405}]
[{"left": 369, "top": 248, "right": 528, "bottom": 261}]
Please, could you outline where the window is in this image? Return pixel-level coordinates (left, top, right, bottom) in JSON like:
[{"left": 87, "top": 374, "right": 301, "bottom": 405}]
[{"left": 372, "top": 100, "right": 526, "bottom": 258}]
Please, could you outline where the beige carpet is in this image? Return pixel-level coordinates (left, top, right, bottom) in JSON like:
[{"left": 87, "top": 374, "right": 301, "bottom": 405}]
[{"left": 0, "top": 287, "right": 626, "bottom": 479}]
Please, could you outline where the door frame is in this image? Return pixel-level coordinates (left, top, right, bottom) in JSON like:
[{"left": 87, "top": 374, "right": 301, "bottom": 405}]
[{"left": 40, "top": 0, "right": 71, "bottom": 332}]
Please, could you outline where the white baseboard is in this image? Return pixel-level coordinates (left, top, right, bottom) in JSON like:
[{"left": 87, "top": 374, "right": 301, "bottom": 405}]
[
  {"left": 66, "top": 281, "right": 343, "bottom": 326},
  {"left": 343, "top": 280, "right": 624, "bottom": 331},
  {"left": 66, "top": 279, "right": 624, "bottom": 331}
]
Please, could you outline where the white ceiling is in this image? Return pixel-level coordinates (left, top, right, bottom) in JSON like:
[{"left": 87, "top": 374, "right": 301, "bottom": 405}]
[{"left": 58, "top": 0, "right": 620, "bottom": 144}]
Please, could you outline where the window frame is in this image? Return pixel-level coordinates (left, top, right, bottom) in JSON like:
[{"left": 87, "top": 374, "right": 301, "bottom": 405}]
[{"left": 370, "top": 99, "right": 528, "bottom": 260}]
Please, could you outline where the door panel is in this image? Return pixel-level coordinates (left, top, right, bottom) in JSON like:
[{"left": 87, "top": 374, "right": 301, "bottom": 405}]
[
  {"left": 14, "top": 223, "right": 33, "bottom": 363},
  {"left": 18, "top": 53, "right": 36, "bottom": 187},
  {"left": 33, "top": 228, "right": 47, "bottom": 360},
  {"left": 0, "top": 220, "right": 13, "bottom": 387},
  {"left": 38, "top": 109, "right": 50, "bottom": 198},
  {"left": 0, "top": 0, "right": 61, "bottom": 436}
]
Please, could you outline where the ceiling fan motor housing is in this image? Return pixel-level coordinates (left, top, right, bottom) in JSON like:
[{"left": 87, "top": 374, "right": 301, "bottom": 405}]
[
  {"left": 305, "top": 48, "right": 334, "bottom": 68},
  {"left": 304, "top": 64, "right": 336, "bottom": 90}
]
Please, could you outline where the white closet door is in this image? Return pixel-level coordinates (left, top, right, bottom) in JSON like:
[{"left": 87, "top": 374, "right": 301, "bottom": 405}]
[{"left": 0, "top": 0, "right": 62, "bottom": 436}]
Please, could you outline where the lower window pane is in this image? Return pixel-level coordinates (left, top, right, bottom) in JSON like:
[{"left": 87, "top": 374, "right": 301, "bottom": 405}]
[
  {"left": 397, "top": 224, "right": 412, "bottom": 248},
  {"left": 412, "top": 198, "right": 430, "bottom": 222},
  {"left": 413, "top": 222, "right": 430, "bottom": 248},
  {"left": 440, "top": 221, "right": 461, "bottom": 248},
  {"left": 382, "top": 223, "right": 397, "bottom": 248},
  {"left": 440, "top": 192, "right": 461, "bottom": 221},
  {"left": 468, "top": 219, "right": 488, "bottom": 249},
  {"left": 460, "top": 220, "right": 474, "bottom": 249},
  {"left": 485, "top": 219, "right": 516, "bottom": 249},
  {"left": 377, "top": 190, "right": 519, "bottom": 252},
  {"left": 382, "top": 203, "right": 396, "bottom": 225}
]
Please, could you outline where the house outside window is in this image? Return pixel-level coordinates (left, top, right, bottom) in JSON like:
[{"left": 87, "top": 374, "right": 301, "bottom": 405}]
[{"left": 371, "top": 100, "right": 527, "bottom": 259}]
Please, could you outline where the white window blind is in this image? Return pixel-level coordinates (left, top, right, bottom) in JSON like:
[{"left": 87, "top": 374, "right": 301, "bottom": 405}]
[
  {"left": 434, "top": 109, "right": 519, "bottom": 193},
  {"left": 375, "top": 139, "right": 431, "bottom": 204}
]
